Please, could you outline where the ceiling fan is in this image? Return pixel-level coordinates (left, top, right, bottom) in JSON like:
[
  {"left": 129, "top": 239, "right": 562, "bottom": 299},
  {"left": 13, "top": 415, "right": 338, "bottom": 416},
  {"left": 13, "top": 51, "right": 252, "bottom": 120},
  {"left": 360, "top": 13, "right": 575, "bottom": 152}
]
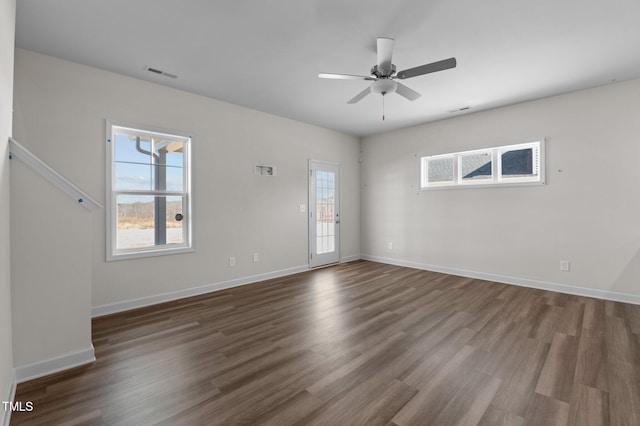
[{"left": 319, "top": 38, "right": 456, "bottom": 117}]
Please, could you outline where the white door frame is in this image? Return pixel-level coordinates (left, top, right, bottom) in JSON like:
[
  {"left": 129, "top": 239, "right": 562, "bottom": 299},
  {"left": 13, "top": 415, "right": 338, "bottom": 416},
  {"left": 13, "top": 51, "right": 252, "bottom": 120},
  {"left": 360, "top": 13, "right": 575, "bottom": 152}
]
[{"left": 309, "top": 159, "right": 341, "bottom": 268}]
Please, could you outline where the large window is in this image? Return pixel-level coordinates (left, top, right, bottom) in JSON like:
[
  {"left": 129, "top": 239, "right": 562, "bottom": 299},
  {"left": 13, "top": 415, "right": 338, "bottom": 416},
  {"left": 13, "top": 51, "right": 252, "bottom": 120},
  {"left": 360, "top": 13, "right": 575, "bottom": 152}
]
[
  {"left": 106, "top": 121, "right": 192, "bottom": 260},
  {"left": 421, "top": 140, "right": 544, "bottom": 189}
]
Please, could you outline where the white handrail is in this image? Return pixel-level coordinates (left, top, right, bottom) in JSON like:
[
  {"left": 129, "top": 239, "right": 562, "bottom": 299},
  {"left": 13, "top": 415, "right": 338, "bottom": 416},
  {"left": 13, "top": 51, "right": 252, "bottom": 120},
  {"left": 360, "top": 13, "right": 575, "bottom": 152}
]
[{"left": 8, "top": 137, "right": 103, "bottom": 212}]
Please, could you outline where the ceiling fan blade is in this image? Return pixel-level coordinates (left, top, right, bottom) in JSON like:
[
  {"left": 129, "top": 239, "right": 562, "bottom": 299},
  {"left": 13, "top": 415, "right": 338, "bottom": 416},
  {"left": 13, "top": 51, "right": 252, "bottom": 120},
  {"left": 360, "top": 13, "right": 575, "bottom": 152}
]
[
  {"left": 377, "top": 37, "right": 394, "bottom": 75},
  {"left": 319, "top": 73, "right": 375, "bottom": 81},
  {"left": 396, "top": 57, "right": 457, "bottom": 79},
  {"left": 395, "top": 82, "right": 421, "bottom": 101},
  {"left": 347, "top": 86, "right": 371, "bottom": 104}
]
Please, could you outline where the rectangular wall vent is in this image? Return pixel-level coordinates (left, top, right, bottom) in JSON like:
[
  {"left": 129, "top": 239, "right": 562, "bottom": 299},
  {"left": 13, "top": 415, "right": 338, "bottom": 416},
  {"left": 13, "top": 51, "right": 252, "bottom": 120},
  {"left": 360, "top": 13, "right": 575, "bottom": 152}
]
[{"left": 255, "top": 165, "right": 276, "bottom": 176}]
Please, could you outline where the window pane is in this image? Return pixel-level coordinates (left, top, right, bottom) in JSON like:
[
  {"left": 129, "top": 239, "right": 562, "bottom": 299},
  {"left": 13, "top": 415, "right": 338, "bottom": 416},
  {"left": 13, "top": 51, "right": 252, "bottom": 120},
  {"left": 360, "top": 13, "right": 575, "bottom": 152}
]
[
  {"left": 166, "top": 196, "right": 184, "bottom": 245},
  {"left": 114, "top": 134, "right": 152, "bottom": 165},
  {"left": 461, "top": 152, "right": 492, "bottom": 181},
  {"left": 114, "top": 162, "right": 152, "bottom": 190},
  {"left": 117, "top": 164, "right": 183, "bottom": 191},
  {"left": 116, "top": 195, "right": 185, "bottom": 249},
  {"left": 428, "top": 157, "right": 454, "bottom": 184},
  {"left": 153, "top": 139, "right": 184, "bottom": 167},
  {"left": 501, "top": 148, "right": 535, "bottom": 178},
  {"left": 152, "top": 165, "right": 184, "bottom": 191},
  {"left": 116, "top": 195, "right": 155, "bottom": 249}
]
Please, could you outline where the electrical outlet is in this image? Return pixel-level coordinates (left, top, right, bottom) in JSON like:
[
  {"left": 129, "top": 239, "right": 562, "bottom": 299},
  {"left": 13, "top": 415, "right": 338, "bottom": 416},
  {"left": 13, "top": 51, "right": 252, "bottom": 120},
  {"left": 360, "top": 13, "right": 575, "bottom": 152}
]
[
  {"left": 299, "top": 204, "right": 306, "bottom": 213},
  {"left": 229, "top": 257, "right": 236, "bottom": 267},
  {"left": 253, "top": 252, "right": 260, "bottom": 263},
  {"left": 388, "top": 242, "right": 393, "bottom": 250},
  {"left": 560, "top": 260, "right": 570, "bottom": 271}
]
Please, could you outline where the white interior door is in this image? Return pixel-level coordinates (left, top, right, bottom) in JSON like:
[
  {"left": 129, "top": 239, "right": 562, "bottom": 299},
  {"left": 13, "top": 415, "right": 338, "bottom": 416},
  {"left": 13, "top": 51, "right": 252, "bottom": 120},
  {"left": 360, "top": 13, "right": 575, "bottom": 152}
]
[{"left": 309, "top": 160, "right": 340, "bottom": 268}]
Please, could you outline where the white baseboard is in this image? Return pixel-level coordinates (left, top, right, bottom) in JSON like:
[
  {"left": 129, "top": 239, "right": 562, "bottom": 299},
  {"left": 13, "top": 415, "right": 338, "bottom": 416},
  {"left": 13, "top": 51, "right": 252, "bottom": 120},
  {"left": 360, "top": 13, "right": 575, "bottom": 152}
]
[
  {"left": 92, "top": 265, "right": 310, "bottom": 318},
  {"left": 14, "top": 345, "right": 96, "bottom": 384},
  {"left": 340, "top": 254, "right": 362, "bottom": 263},
  {"left": 1, "top": 370, "right": 16, "bottom": 426},
  {"left": 361, "top": 254, "right": 640, "bottom": 306}
]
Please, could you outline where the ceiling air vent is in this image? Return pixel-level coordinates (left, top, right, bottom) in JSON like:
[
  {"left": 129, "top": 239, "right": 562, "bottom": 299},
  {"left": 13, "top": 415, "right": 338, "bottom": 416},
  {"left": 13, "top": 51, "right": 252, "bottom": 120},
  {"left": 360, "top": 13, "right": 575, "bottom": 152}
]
[
  {"left": 144, "top": 66, "right": 178, "bottom": 79},
  {"left": 448, "top": 106, "right": 470, "bottom": 113}
]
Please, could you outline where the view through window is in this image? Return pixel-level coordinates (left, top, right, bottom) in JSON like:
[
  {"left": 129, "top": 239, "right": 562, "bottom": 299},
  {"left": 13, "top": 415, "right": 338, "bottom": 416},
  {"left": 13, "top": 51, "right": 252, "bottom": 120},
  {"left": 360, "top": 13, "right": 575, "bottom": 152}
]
[
  {"left": 107, "top": 122, "right": 192, "bottom": 260},
  {"left": 421, "top": 140, "right": 544, "bottom": 189}
]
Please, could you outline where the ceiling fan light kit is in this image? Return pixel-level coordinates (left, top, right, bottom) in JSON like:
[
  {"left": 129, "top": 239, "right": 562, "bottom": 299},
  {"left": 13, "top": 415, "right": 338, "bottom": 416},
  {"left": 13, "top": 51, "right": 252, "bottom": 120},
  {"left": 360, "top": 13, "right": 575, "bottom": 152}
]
[
  {"left": 370, "top": 79, "right": 397, "bottom": 96},
  {"left": 319, "top": 37, "right": 457, "bottom": 119}
]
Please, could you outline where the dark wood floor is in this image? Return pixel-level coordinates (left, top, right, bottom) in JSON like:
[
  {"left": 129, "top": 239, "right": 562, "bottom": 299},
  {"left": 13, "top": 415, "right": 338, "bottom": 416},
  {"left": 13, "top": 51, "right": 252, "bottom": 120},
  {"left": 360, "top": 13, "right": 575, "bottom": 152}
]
[{"left": 11, "top": 260, "right": 640, "bottom": 425}]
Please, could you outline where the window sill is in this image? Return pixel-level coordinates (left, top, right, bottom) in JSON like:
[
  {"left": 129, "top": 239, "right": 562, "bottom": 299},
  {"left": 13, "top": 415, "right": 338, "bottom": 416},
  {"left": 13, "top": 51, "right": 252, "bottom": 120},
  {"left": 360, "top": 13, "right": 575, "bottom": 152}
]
[
  {"left": 419, "top": 180, "right": 545, "bottom": 191},
  {"left": 107, "top": 246, "right": 195, "bottom": 262}
]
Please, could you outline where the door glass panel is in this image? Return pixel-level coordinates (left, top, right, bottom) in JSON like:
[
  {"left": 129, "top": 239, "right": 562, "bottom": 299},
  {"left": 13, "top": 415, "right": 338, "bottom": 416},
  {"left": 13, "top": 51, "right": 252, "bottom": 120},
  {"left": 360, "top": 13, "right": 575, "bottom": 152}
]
[{"left": 316, "top": 170, "right": 336, "bottom": 255}]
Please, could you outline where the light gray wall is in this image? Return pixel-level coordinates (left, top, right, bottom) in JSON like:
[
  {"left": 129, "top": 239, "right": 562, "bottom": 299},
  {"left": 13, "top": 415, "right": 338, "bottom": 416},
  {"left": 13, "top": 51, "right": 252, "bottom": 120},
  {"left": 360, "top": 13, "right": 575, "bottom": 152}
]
[
  {"left": 10, "top": 50, "right": 94, "bottom": 369},
  {"left": 12, "top": 49, "right": 360, "bottom": 313},
  {"left": 10, "top": 158, "right": 93, "bottom": 367},
  {"left": 0, "top": 0, "right": 15, "bottom": 411},
  {"left": 361, "top": 79, "right": 640, "bottom": 298}
]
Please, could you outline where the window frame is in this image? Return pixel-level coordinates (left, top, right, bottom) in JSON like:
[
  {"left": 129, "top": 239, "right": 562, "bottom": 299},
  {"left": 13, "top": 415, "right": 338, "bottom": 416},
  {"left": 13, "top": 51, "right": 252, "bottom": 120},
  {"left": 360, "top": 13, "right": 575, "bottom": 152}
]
[
  {"left": 420, "top": 139, "right": 545, "bottom": 190},
  {"left": 106, "top": 120, "right": 194, "bottom": 261}
]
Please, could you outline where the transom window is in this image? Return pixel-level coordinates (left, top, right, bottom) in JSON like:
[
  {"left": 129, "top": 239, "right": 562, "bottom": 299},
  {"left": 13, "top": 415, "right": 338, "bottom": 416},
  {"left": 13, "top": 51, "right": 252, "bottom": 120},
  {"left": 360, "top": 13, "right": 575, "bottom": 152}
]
[
  {"left": 106, "top": 121, "right": 193, "bottom": 260},
  {"left": 421, "top": 140, "right": 545, "bottom": 189}
]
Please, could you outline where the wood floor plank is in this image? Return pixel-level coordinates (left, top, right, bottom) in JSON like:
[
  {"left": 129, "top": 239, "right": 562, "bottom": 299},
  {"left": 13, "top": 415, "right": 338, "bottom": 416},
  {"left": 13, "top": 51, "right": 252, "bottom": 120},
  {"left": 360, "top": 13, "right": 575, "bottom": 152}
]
[
  {"left": 567, "top": 384, "right": 609, "bottom": 426},
  {"left": 574, "top": 328, "right": 608, "bottom": 392},
  {"left": 489, "top": 337, "right": 550, "bottom": 418},
  {"left": 258, "top": 391, "right": 323, "bottom": 426},
  {"left": 605, "top": 315, "right": 640, "bottom": 425},
  {"left": 400, "top": 327, "right": 478, "bottom": 389},
  {"left": 306, "top": 331, "right": 412, "bottom": 402},
  {"left": 523, "top": 393, "right": 570, "bottom": 426},
  {"left": 392, "top": 345, "right": 479, "bottom": 424},
  {"left": 535, "top": 332, "right": 580, "bottom": 403},
  {"left": 299, "top": 378, "right": 417, "bottom": 426},
  {"left": 10, "top": 260, "right": 640, "bottom": 425},
  {"left": 624, "top": 304, "right": 640, "bottom": 335},
  {"left": 475, "top": 321, "right": 535, "bottom": 379},
  {"left": 478, "top": 405, "right": 525, "bottom": 426},
  {"left": 583, "top": 298, "right": 606, "bottom": 334},
  {"left": 432, "top": 372, "right": 502, "bottom": 426}
]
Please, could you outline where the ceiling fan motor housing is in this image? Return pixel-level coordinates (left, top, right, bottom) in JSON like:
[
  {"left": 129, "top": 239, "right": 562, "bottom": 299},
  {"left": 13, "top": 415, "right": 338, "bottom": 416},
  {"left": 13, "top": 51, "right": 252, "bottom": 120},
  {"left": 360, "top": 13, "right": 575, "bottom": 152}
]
[{"left": 371, "top": 64, "right": 396, "bottom": 78}]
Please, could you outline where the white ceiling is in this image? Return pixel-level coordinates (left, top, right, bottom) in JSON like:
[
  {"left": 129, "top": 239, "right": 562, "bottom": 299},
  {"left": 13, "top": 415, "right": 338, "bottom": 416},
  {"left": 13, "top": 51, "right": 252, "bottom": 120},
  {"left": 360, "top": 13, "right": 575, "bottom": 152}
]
[{"left": 15, "top": 0, "right": 640, "bottom": 137}]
